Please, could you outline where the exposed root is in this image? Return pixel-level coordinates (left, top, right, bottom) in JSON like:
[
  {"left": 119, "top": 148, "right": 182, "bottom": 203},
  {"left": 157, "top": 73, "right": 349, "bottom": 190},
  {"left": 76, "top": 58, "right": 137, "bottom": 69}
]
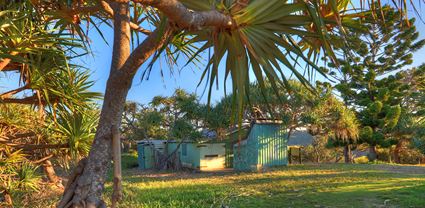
[{"left": 57, "top": 158, "right": 87, "bottom": 208}]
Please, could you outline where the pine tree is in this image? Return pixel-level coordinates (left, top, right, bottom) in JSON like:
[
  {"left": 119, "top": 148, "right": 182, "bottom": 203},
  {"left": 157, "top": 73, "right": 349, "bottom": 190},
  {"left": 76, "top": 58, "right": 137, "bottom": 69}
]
[{"left": 327, "top": 6, "right": 425, "bottom": 161}]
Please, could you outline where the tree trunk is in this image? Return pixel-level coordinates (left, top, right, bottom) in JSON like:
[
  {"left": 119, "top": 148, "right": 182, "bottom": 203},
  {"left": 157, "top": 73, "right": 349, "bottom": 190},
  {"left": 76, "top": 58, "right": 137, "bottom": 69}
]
[
  {"left": 393, "top": 139, "right": 404, "bottom": 164},
  {"left": 43, "top": 160, "right": 60, "bottom": 184},
  {"left": 343, "top": 145, "right": 352, "bottom": 163},
  {"left": 58, "top": 2, "right": 132, "bottom": 207},
  {"left": 368, "top": 145, "right": 377, "bottom": 161},
  {"left": 57, "top": 2, "right": 173, "bottom": 207}
]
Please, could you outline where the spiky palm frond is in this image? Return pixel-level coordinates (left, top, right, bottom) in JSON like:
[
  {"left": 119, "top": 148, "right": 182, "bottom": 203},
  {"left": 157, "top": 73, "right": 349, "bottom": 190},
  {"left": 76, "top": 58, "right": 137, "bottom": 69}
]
[
  {"left": 0, "top": 3, "right": 99, "bottom": 113},
  {"left": 311, "top": 95, "right": 359, "bottom": 142},
  {"left": 167, "top": 0, "right": 365, "bottom": 126},
  {"left": 48, "top": 108, "right": 98, "bottom": 163},
  {"left": 32, "top": 67, "right": 102, "bottom": 112},
  {"left": 14, "top": 162, "right": 39, "bottom": 191},
  {"left": 0, "top": 147, "right": 39, "bottom": 197}
]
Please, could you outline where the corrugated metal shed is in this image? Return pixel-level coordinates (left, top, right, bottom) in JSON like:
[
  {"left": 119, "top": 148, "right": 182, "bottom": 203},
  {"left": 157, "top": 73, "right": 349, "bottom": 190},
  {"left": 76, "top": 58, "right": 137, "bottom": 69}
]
[
  {"left": 233, "top": 121, "right": 288, "bottom": 171},
  {"left": 137, "top": 144, "right": 155, "bottom": 169},
  {"left": 137, "top": 140, "right": 226, "bottom": 171}
]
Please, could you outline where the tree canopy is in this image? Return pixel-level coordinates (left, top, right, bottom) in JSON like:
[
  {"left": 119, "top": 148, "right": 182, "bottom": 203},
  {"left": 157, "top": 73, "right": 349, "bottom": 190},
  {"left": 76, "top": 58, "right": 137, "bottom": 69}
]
[{"left": 1, "top": 0, "right": 424, "bottom": 207}]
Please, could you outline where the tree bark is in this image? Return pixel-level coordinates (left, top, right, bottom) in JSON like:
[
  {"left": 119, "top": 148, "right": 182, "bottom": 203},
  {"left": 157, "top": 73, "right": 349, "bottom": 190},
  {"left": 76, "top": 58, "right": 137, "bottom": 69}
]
[
  {"left": 343, "top": 144, "right": 352, "bottom": 163},
  {"left": 368, "top": 145, "right": 377, "bottom": 161},
  {"left": 393, "top": 139, "right": 404, "bottom": 164},
  {"left": 60, "top": 2, "right": 132, "bottom": 207}
]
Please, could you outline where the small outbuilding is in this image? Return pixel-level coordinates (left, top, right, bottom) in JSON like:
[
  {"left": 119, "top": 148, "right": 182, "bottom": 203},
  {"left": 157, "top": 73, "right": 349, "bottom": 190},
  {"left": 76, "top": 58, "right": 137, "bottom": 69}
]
[
  {"left": 137, "top": 140, "right": 167, "bottom": 170},
  {"left": 137, "top": 140, "right": 226, "bottom": 171},
  {"left": 233, "top": 120, "right": 288, "bottom": 171}
]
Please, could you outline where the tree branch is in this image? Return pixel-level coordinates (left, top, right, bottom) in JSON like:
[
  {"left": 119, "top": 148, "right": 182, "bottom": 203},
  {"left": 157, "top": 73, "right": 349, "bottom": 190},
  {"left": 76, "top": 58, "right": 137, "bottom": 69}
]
[
  {"left": 119, "top": 25, "right": 174, "bottom": 76},
  {"left": 134, "top": 0, "right": 234, "bottom": 29},
  {"left": 1, "top": 132, "right": 37, "bottom": 141},
  {"left": 0, "top": 85, "right": 30, "bottom": 99},
  {"left": 0, "top": 141, "right": 69, "bottom": 151},
  {"left": 48, "top": 1, "right": 151, "bottom": 35},
  {"left": 99, "top": 0, "right": 152, "bottom": 35},
  {"left": 33, "top": 154, "right": 54, "bottom": 164},
  {"left": 0, "top": 94, "right": 44, "bottom": 105},
  {"left": 0, "top": 52, "right": 19, "bottom": 71}
]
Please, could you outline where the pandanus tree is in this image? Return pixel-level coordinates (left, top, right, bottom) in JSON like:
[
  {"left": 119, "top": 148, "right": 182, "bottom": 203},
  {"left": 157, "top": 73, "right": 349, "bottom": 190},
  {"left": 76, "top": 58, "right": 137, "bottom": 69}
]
[
  {"left": 310, "top": 94, "right": 359, "bottom": 163},
  {"left": 0, "top": 0, "right": 422, "bottom": 207},
  {"left": 122, "top": 89, "right": 204, "bottom": 141},
  {"left": 0, "top": 2, "right": 100, "bottom": 205}
]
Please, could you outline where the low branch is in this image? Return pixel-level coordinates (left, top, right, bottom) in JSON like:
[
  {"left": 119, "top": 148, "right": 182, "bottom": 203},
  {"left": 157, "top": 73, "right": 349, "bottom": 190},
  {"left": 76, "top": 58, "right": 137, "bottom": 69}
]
[
  {"left": 33, "top": 154, "right": 54, "bottom": 164},
  {"left": 22, "top": 143, "right": 69, "bottom": 151},
  {"left": 0, "top": 132, "right": 37, "bottom": 142},
  {"left": 1, "top": 62, "right": 22, "bottom": 71},
  {"left": 0, "top": 85, "right": 30, "bottom": 99},
  {"left": 0, "top": 94, "right": 48, "bottom": 105},
  {"left": 0, "top": 51, "right": 19, "bottom": 71},
  {"left": 135, "top": 0, "right": 234, "bottom": 29},
  {"left": 0, "top": 94, "right": 41, "bottom": 105},
  {"left": 0, "top": 141, "right": 69, "bottom": 151}
]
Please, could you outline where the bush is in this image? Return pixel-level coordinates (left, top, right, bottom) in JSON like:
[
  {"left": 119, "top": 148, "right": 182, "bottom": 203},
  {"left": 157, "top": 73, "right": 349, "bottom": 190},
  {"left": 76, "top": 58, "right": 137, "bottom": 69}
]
[
  {"left": 122, "top": 152, "right": 139, "bottom": 169},
  {"left": 354, "top": 156, "right": 369, "bottom": 164},
  {"left": 301, "top": 136, "right": 336, "bottom": 163},
  {"left": 376, "top": 147, "right": 391, "bottom": 162},
  {"left": 399, "top": 148, "right": 424, "bottom": 164}
]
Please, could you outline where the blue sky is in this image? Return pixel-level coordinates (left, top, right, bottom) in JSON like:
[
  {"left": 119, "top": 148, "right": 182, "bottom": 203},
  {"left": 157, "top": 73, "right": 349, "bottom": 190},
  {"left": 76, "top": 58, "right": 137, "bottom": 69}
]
[
  {"left": 80, "top": 20, "right": 425, "bottom": 105},
  {"left": 76, "top": 26, "right": 234, "bottom": 105},
  {"left": 1, "top": 5, "right": 425, "bottom": 106}
]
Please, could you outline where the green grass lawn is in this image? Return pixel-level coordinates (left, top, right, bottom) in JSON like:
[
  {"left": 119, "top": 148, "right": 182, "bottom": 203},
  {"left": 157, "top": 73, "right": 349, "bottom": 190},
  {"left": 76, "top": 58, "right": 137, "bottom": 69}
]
[{"left": 29, "top": 153, "right": 425, "bottom": 208}]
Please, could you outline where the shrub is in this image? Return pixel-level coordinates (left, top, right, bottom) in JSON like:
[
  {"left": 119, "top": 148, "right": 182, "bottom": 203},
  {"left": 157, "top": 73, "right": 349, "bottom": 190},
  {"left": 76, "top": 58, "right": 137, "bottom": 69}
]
[
  {"left": 301, "top": 136, "right": 336, "bottom": 163},
  {"left": 399, "top": 148, "right": 424, "bottom": 164},
  {"left": 354, "top": 156, "right": 369, "bottom": 164},
  {"left": 376, "top": 147, "right": 391, "bottom": 162}
]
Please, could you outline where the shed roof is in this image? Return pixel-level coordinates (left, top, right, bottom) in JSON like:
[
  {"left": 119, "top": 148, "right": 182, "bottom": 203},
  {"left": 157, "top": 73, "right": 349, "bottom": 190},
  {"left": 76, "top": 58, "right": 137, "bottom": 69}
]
[
  {"left": 253, "top": 119, "right": 283, "bottom": 124},
  {"left": 136, "top": 139, "right": 225, "bottom": 145},
  {"left": 287, "top": 130, "right": 314, "bottom": 147}
]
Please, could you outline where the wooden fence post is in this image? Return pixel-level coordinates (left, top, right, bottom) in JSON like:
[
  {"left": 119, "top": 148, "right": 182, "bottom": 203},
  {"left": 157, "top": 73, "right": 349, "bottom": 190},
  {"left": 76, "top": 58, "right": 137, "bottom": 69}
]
[{"left": 111, "top": 125, "right": 122, "bottom": 208}]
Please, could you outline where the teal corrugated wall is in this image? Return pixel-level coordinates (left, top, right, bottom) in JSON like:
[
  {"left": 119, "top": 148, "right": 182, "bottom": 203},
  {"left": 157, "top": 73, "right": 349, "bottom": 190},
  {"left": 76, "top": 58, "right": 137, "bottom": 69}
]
[
  {"left": 225, "top": 142, "right": 233, "bottom": 168},
  {"left": 139, "top": 142, "right": 226, "bottom": 170},
  {"left": 180, "top": 143, "right": 201, "bottom": 168},
  {"left": 233, "top": 130, "right": 259, "bottom": 171},
  {"left": 257, "top": 124, "right": 288, "bottom": 167},
  {"left": 137, "top": 143, "right": 144, "bottom": 169},
  {"left": 233, "top": 124, "right": 288, "bottom": 171},
  {"left": 137, "top": 143, "right": 155, "bottom": 170},
  {"left": 167, "top": 143, "right": 201, "bottom": 168}
]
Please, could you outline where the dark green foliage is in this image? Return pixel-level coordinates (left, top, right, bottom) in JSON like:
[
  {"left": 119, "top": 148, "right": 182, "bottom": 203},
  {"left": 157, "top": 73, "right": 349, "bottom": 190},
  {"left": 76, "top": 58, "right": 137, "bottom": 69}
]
[
  {"left": 327, "top": 6, "right": 425, "bottom": 153},
  {"left": 121, "top": 89, "right": 204, "bottom": 141}
]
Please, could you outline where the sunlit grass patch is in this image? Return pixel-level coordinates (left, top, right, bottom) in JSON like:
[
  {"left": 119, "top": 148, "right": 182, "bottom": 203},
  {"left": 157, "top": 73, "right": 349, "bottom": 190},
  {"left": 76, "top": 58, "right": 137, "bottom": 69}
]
[{"left": 30, "top": 154, "right": 425, "bottom": 208}]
